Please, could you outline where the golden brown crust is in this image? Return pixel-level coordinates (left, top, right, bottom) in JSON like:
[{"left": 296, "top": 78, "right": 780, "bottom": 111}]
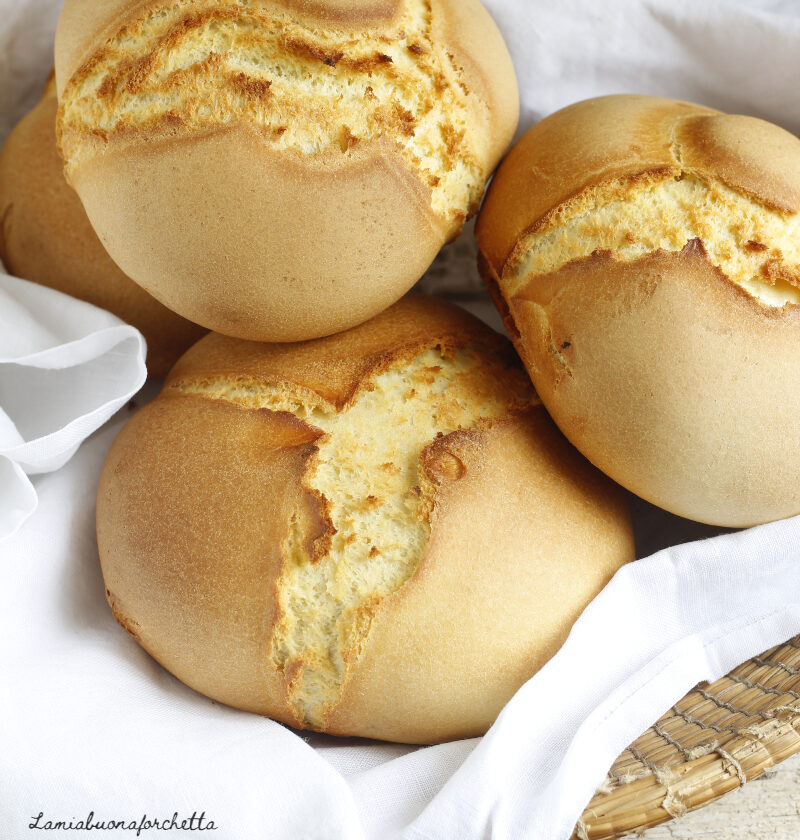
[
  {"left": 167, "top": 293, "right": 520, "bottom": 407},
  {"left": 55, "top": 0, "right": 518, "bottom": 342},
  {"left": 97, "top": 392, "right": 323, "bottom": 724},
  {"left": 266, "top": 0, "right": 404, "bottom": 25},
  {"left": 507, "top": 241, "right": 800, "bottom": 527},
  {"left": 676, "top": 113, "right": 800, "bottom": 213},
  {"left": 0, "top": 79, "right": 205, "bottom": 377},
  {"left": 69, "top": 124, "right": 446, "bottom": 342},
  {"left": 478, "top": 95, "right": 800, "bottom": 275},
  {"left": 327, "top": 410, "right": 633, "bottom": 743},
  {"left": 98, "top": 296, "right": 634, "bottom": 742},
  {"left": 476, "top": 94, "right": 800, "bottom": 527},
  {"left": 55, "top": 0, "right": 410, "bottom": 96}
]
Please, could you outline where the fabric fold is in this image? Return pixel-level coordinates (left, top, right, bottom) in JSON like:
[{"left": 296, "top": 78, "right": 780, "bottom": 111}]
[{"left": 0, "top": 272, "right": 146, "bottom": 540}]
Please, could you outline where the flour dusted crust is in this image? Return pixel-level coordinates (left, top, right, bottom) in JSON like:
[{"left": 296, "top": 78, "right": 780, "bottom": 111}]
[
  {"left": 97, "top": 295, "right": 634, "bottom": 743},
  {"left": 55, "top": 0, "right": 518, "bottom": 341},
  {"left": 477, "top": 94, "right": 800, "bottom": 527},
  {"left": 0, "top": 76, "right": 205, "bottom": 377}
]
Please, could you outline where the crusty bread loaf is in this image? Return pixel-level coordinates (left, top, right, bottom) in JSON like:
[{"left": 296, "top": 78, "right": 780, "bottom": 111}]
[
  {"left": 0, "top": 75, "right": 205, "bottom": 378},
  {"left": 476, "top": 94, "right": 800, "bottom": 528},
  {"left": 96, "top": 294, "right": 633, "bottom": 744},
  {"left": 55, "top": 0, "right": 519, "bottom": 342}
]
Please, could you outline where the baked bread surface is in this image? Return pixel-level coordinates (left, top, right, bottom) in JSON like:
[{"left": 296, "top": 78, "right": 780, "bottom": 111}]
[
  {"left": 0, "top": 76, "right": 205, "bottom": 378},
  {"left": 55, "top": 0, "right": 519, "bottom": 341},
  {"left": 97, "top": 295, "right": 634, "bottom": 743},
  {"left": 477, "top": 94, "right": 800, "bottom": 527}
]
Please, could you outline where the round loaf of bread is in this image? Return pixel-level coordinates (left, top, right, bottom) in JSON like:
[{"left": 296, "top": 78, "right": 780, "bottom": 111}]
[
  {"left": 54, "top": 0, "right": 518, "bottom": 342},
  {"left": 0, "top": 76, "right": 206, "bottom": 378},
  {"left": 476, "top": 94, "right": 800, "bottom": 528},
  {"left": 97, "top": 294, "right": 633, "bottom": 744}
]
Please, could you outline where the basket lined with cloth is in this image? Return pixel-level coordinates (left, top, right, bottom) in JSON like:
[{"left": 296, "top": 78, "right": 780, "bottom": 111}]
[{"left": 4, "top": 2, "right": 800, "bottom": 840}]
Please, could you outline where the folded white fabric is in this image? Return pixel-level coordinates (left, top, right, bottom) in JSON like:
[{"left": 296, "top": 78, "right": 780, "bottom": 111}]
[
  {"left": 0, "top": 271, "right": 146, "bottom": 540},
  {"left": 488, "top": 0, "right": 800, "bottom": 138}
]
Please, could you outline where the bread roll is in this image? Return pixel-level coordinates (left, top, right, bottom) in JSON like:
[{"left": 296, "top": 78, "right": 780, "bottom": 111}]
[
  {"left": 476, "top": 94, "right": 800, "bottom": 528},
  {"left": 97, "top": 294, "right": 633, "bottom": 744},
  {"left": 55, "top": 0, "right": 519, "bottom": 343},
  {"left": 0, "top": 76, "right": 206, "bottom": 378}
]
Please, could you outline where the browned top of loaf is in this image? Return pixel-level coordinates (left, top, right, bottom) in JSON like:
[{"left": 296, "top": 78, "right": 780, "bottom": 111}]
[
  {"left": 55, "top": 0, "right": 518, "bottom": 230},
  {"left": 168, "top": 293, "right": 524, "bottom": 408},
  {"left": 56, "top": 0, "right": 408, "bottom": 90},
  {"left": 476, "top": 94, "right": 800, "bottom": 272}
]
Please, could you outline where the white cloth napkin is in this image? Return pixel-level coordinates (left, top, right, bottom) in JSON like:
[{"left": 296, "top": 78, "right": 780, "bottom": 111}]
[
  {"left": 4, "top": 2, "right": 800, "bottom": 840},
  {"left": 0, "top": 272, "right": 146, "bottom": 540}
]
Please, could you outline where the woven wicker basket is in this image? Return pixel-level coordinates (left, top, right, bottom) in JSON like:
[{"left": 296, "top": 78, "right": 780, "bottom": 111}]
[{"left": 575, "top": 636, "right": 800, "bottom": 838}]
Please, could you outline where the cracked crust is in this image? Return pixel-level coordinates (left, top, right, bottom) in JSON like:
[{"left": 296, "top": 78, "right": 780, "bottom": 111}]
[
  {"left": 166, "top": 293, "right": 524, "bottom": 408},
  {"left": 325, "top": 407, "right": 633, "bottom": 743},
  {"left": 96, "top": 295, "right": 634, "bottom": 742},
  {"left": 476, "top": 94, "right": 800, "bottom": 274},
  {"left": 476, "top": 94, "right": 800, "bottom": 526},
  {"left": 55, "top": 0, "right": 518, "bottom": 342},
  {"left": 55, "top": 0, "right": 410, "bottom": 94},
  {"left": 0, "top": 75, "right": 205, "bottom": 377},
  {"left": 482, "top": 239, "right": 800, "bottom": 526}
]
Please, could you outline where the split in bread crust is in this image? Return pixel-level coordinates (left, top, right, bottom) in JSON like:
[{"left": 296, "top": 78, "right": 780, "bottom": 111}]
[
  {"left": 476, "top": 95, "right": 800, "bottom": 527},
  {"left": 97, "top": 296, "right": 634, "bottom": 741},
  {"left": 507, "top": 173, "right": 800, "bottom": 307},
  {"left": 173, "top": 343, "right": 534, "bottom": 728},
  {"left": 55, "top": 0, "right": 519, "bottom": 342},
  {"left": 58, "top": 0, "right": 485, "bottom": 224}
]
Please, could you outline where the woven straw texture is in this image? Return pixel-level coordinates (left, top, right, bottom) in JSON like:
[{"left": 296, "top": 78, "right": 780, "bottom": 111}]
[{"left": 575, "top": 636, "right": 800, "bottom": 839}]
